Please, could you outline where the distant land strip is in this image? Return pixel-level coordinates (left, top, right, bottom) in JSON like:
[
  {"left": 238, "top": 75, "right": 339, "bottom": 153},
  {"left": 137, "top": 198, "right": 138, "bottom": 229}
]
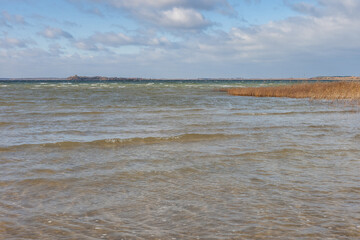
[
  {"left": 66, "top": 75, "right": 360, "bottom": 81},
  {"left": 1, "top": 75, "right": 360, "bottom": 81}
]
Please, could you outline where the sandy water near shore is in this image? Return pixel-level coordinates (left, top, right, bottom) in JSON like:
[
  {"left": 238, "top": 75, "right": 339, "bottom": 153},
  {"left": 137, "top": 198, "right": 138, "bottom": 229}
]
[{"left": 1, "top": 81, "right": 360, "bottom": 239}]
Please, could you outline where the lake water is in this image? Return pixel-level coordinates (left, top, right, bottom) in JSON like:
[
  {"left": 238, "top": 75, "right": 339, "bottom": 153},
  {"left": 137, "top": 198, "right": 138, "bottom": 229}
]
[{"left": 1, "top": 80, "right": 359, "bottom": 239}]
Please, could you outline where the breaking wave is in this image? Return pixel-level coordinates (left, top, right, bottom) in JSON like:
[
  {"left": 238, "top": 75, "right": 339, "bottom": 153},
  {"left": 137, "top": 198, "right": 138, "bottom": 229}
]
[{"left": 0, "top": 133, "right": 241, "bottom": 151}]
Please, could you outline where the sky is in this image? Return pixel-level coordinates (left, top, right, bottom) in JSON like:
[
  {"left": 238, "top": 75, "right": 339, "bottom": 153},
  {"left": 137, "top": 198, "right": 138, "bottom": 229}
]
[{"left": 1, "top": 0, "right": 360, "bottom": 78}]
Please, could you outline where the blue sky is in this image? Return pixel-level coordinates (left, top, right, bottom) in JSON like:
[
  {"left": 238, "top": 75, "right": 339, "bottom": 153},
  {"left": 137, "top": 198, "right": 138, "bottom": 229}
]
[{"left": 1, "top": 0, "right": 359, "bottom": 78}]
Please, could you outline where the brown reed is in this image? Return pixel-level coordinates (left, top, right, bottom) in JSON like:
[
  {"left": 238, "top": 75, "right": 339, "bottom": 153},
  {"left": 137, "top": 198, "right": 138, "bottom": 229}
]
[{"left": 224, "top": 81, "right": 360, "bottom": 102}]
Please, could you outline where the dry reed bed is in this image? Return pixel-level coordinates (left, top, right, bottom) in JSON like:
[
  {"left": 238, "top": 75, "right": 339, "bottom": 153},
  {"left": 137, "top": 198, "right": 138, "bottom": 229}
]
[{"left": 224, "top": 81, "right": 360, "bottom": 101}]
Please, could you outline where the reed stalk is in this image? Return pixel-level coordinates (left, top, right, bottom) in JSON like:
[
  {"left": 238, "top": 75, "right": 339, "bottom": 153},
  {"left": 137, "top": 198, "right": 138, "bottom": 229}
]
[{"left": 224, "top": 81, "right": 360, "bottom": 102}]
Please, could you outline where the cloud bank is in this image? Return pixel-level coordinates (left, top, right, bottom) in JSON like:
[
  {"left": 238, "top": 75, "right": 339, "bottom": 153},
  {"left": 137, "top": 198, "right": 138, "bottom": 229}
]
[{"left": 1, "top": 0, "right": 360, "bottom": 78}]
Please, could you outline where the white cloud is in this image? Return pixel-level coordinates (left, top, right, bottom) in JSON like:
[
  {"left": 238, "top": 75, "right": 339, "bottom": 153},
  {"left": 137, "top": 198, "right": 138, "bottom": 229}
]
[
  {"left": 74, "top": 41, "right": 99, "bottom": 51},
  {"left": 90, "top": 0, "right": 230, "bottom": 11},
  {"left": 289, "top": 0, "right": 360, "bottom": 17},
  {"left": 0, "top": 37, "right": 32, "bottom": 48},
  {"left": 179, "top": 0, "right": 360, "bottom": 63},
  {"left": 39, "top": 27, "right": 73, "bottom": 39},
  {"left": 158, "top": 7, "right": 210, "bottom": 29},
  {"left": 1, "top": 11, "right": 27, "bottom": 27},
  {"left": 91, "top": 32, "right": 133, "bottom": 46},
  {"left": 73, "top": 30, "right": 173, "bottom": 51},
  {"left": 69, "top": 0, "right": 232, "bottom": 30}
]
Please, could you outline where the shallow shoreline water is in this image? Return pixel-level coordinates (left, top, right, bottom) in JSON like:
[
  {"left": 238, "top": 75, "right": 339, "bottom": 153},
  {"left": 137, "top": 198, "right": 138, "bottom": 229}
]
[{"left": 1, "top": 81, "right": 359, "bottom": 239}]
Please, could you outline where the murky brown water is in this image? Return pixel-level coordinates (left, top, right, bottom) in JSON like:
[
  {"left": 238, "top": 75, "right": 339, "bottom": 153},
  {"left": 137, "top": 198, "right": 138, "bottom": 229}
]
[{"left": 1, "top": 81, "right": 360, "bottom": 239}]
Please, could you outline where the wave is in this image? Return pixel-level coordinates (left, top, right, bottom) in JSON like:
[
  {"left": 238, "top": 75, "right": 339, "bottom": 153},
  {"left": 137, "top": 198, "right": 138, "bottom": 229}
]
[
  {"left": 16, "top": 111, "right": 110, "bottom": 117},
  {"left": 0, "top": 122, "right": 11, "bottom": 127},
  {"left": 0, "top": 133, "right": 240, "bottom": 151}
]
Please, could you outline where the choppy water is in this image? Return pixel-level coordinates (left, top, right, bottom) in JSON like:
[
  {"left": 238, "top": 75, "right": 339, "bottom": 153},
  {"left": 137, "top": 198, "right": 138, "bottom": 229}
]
[{"left": 1, "top": 80, "right": 359, "bottom": 239}]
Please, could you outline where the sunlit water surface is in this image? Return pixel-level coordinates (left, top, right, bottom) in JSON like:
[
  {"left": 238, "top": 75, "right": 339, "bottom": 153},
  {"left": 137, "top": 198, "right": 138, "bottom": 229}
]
[{"left": 1, "top": 81, "right": 359, "bottom": 239}]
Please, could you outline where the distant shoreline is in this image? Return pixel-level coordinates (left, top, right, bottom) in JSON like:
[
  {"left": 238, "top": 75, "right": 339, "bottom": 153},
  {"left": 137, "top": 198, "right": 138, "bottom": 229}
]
[{"left": 1, "top": 75, "right": 360, "bottom": 81}]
